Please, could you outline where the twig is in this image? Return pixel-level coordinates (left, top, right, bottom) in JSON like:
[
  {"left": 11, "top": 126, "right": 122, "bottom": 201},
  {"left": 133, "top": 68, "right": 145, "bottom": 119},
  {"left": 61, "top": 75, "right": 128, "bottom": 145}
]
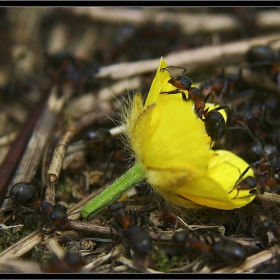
[
  {"left": 97, "top": 76, "right": 141, "bottom": 102},
  {"left": 67, "top": 219, "right": 174, "bottom": 242},
  {"left": 95, "top": 34, "right": 280, "bottom": 80},
  {"left": 41, "top": 132, "right": 61, "bottom": 205},
  {"left": 255, "top": 192, "right": 280, "bottom": 205},
  {"left": 70, "top": 8, "right": 280, "bottom": 35},
  {"left": 48, "top": 111, "right": 98, "bottom": 183}
]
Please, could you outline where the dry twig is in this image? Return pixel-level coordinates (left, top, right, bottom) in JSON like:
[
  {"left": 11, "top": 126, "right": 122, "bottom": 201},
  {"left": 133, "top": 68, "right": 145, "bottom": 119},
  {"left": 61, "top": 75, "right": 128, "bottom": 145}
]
[{"left": 95, "top": 34, "right": 280, "bottom": 80}]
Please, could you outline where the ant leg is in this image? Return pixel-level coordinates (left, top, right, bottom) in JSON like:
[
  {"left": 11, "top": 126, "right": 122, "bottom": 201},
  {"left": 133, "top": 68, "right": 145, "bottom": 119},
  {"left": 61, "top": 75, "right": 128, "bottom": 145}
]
[
  {"left": 212, "top": 105, "right": 229, "bottom": 116},
  {"left": 161, "top": 89, "right": 188, "bottom": 101},
  {"left": 204, "top": 92, "right": 214, "bottom": 103},
  {"left": 228, "top": 165, "right": 251, "bottom": 195},
  {"left": 160, "top": 66, "right": 187, "bottom": 77},
  {"left": 228, "top": 120, "right": 266, "bottom": 157}
]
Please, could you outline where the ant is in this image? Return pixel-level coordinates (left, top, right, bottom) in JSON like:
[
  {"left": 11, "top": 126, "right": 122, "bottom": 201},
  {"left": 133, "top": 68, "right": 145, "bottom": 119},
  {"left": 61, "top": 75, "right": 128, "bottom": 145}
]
[
  {"left": 108, "top": 202, "right": 153, "bottom": 258},
  {"left": 228, "top": 176, "right": 258, "bottom": 199},
  {"left": 160, "top": 66, "right": 229, "bottom": 144},
  {"left": 82, "top": 127, "right": 130, "bottom": 166},
  {"left": 243, "top": 44, "right": 280, "bottom": 93},
  {"left": 232, "top": 152, "right": 280, "bottom": 195},
  {"left": 253, "top": 220, "right": 272, "bottom": 248},
  {"left": 254, "top": 220, "right": 280, "bottom": 248},
  {"left": 160, "top": 66, "right": 212, "bottom": 117},
  {"left": 211, "top": 239, "right": 247, "bottom": 266},
  {"left": 199, "top": 72, "right": 240, "bottom": 100},
  {"left": 172, "top": 230, "right": 212, "bottom": 255},
  {"left": 5, "top": 182, "right": 69, "bottom": 232},
  {"left": 42, "top": 251, "right": 85, "bottom": 273},
  {"left": 172, "top": 230, "right": 247, "bottom": 266}
]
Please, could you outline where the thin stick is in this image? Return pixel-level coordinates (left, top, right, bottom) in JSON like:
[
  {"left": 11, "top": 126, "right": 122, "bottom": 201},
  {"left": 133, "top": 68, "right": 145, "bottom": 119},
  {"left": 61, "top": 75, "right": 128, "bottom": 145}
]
[
  {"left": 255, "top": 192, "right": 280, "bottom": 205},
  {"left": 95, "top": 34, "right": 280, "bottom": 80},
  {"left": 67, "top": 219, "right": 174, "bottom": 242},
  {"left": 41, "top": 132, "right": 61, "bottom": 205},
  {"left": 48, "top": 111, "right": 97, "bottom": 183},
  {"left": 70, "top": 8, "right": 280, "bottom": 36}
]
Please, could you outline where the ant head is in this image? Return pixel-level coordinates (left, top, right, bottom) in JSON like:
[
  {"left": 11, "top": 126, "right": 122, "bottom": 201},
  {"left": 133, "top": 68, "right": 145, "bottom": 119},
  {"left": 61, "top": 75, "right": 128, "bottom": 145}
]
[{"left": 168, "top": 76, "right": 192, "bottom": 91}]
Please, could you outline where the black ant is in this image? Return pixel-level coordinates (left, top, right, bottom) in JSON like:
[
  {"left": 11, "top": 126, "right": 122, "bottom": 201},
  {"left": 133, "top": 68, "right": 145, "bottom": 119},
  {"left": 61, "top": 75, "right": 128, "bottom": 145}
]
[
  {"left": 108, "top": 202, "right": 153, "bottom": 258},
  {"left": 242, "top": 44, "right": 280, "bottom": 93},
  {"left": 81, "top": 127, "right": 130, "bottom": 165},
  {"left": 211, "top": 239, "right": 247, "bottom": 266},
  {"left": 228, "top": 176, "right": 258, "bottom": 199},
  {"left": 253, "top": 220, "right": 272, "bottom": 248},
  {"left": 160, "top": 66, "right": 229, "bottom": 144},
  {"left": 42, "top": 251, "right": 85, "bottom": 273},
  {"left": 160, "top": 66, "right": 212, "bottom": 117},
  {"left": 172, "top": 230, "right": 212, "bottom": 255},
  {"left": 253, "top": 220, "right": 280, "bottom": 249},
  {"left": 199, "top": 72, "right": 240, "bottom": 100},
  {"left": 172, "top": 230, "right": 247, "bottom": 266},
  {"left": 232, "top": 152, "right": 280, "bottom": 195},
  {"left": 5, "top": 182, "right": 69, "bottom": 232}
]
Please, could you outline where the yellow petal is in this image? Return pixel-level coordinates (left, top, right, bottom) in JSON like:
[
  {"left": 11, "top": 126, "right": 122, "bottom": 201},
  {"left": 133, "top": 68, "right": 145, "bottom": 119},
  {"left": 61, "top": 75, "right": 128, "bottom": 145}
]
[
  {"left": 162, "top": 150, "right": 255, "bottom": 210},
  {"left": 145, "top": 57, "right": 179, "bottom": 108},
  {"left": 144, "top": 94, "right": 211, "bottom": 189},
  {"left": 127, "top": 58, "right": 212, "bottom": 190}
]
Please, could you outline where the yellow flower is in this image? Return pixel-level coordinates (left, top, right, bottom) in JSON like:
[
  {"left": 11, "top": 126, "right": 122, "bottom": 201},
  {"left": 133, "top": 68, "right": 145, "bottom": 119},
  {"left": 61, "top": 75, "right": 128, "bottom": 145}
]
[{"left": 82, "top": 58, "right": 256, "bottom": 218}]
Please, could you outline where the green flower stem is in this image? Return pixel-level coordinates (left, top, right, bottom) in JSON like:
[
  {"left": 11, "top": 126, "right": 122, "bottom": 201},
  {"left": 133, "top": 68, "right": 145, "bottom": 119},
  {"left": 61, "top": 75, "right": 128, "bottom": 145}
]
[{"left": 82, "top": 161, "right": 146, "bottom": 219}]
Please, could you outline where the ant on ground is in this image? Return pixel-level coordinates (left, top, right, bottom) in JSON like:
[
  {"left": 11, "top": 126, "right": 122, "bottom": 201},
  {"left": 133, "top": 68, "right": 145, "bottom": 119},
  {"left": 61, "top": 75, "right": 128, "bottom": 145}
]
[{"left": 3, "top": 181, "right": 69, "bottom": 232}]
